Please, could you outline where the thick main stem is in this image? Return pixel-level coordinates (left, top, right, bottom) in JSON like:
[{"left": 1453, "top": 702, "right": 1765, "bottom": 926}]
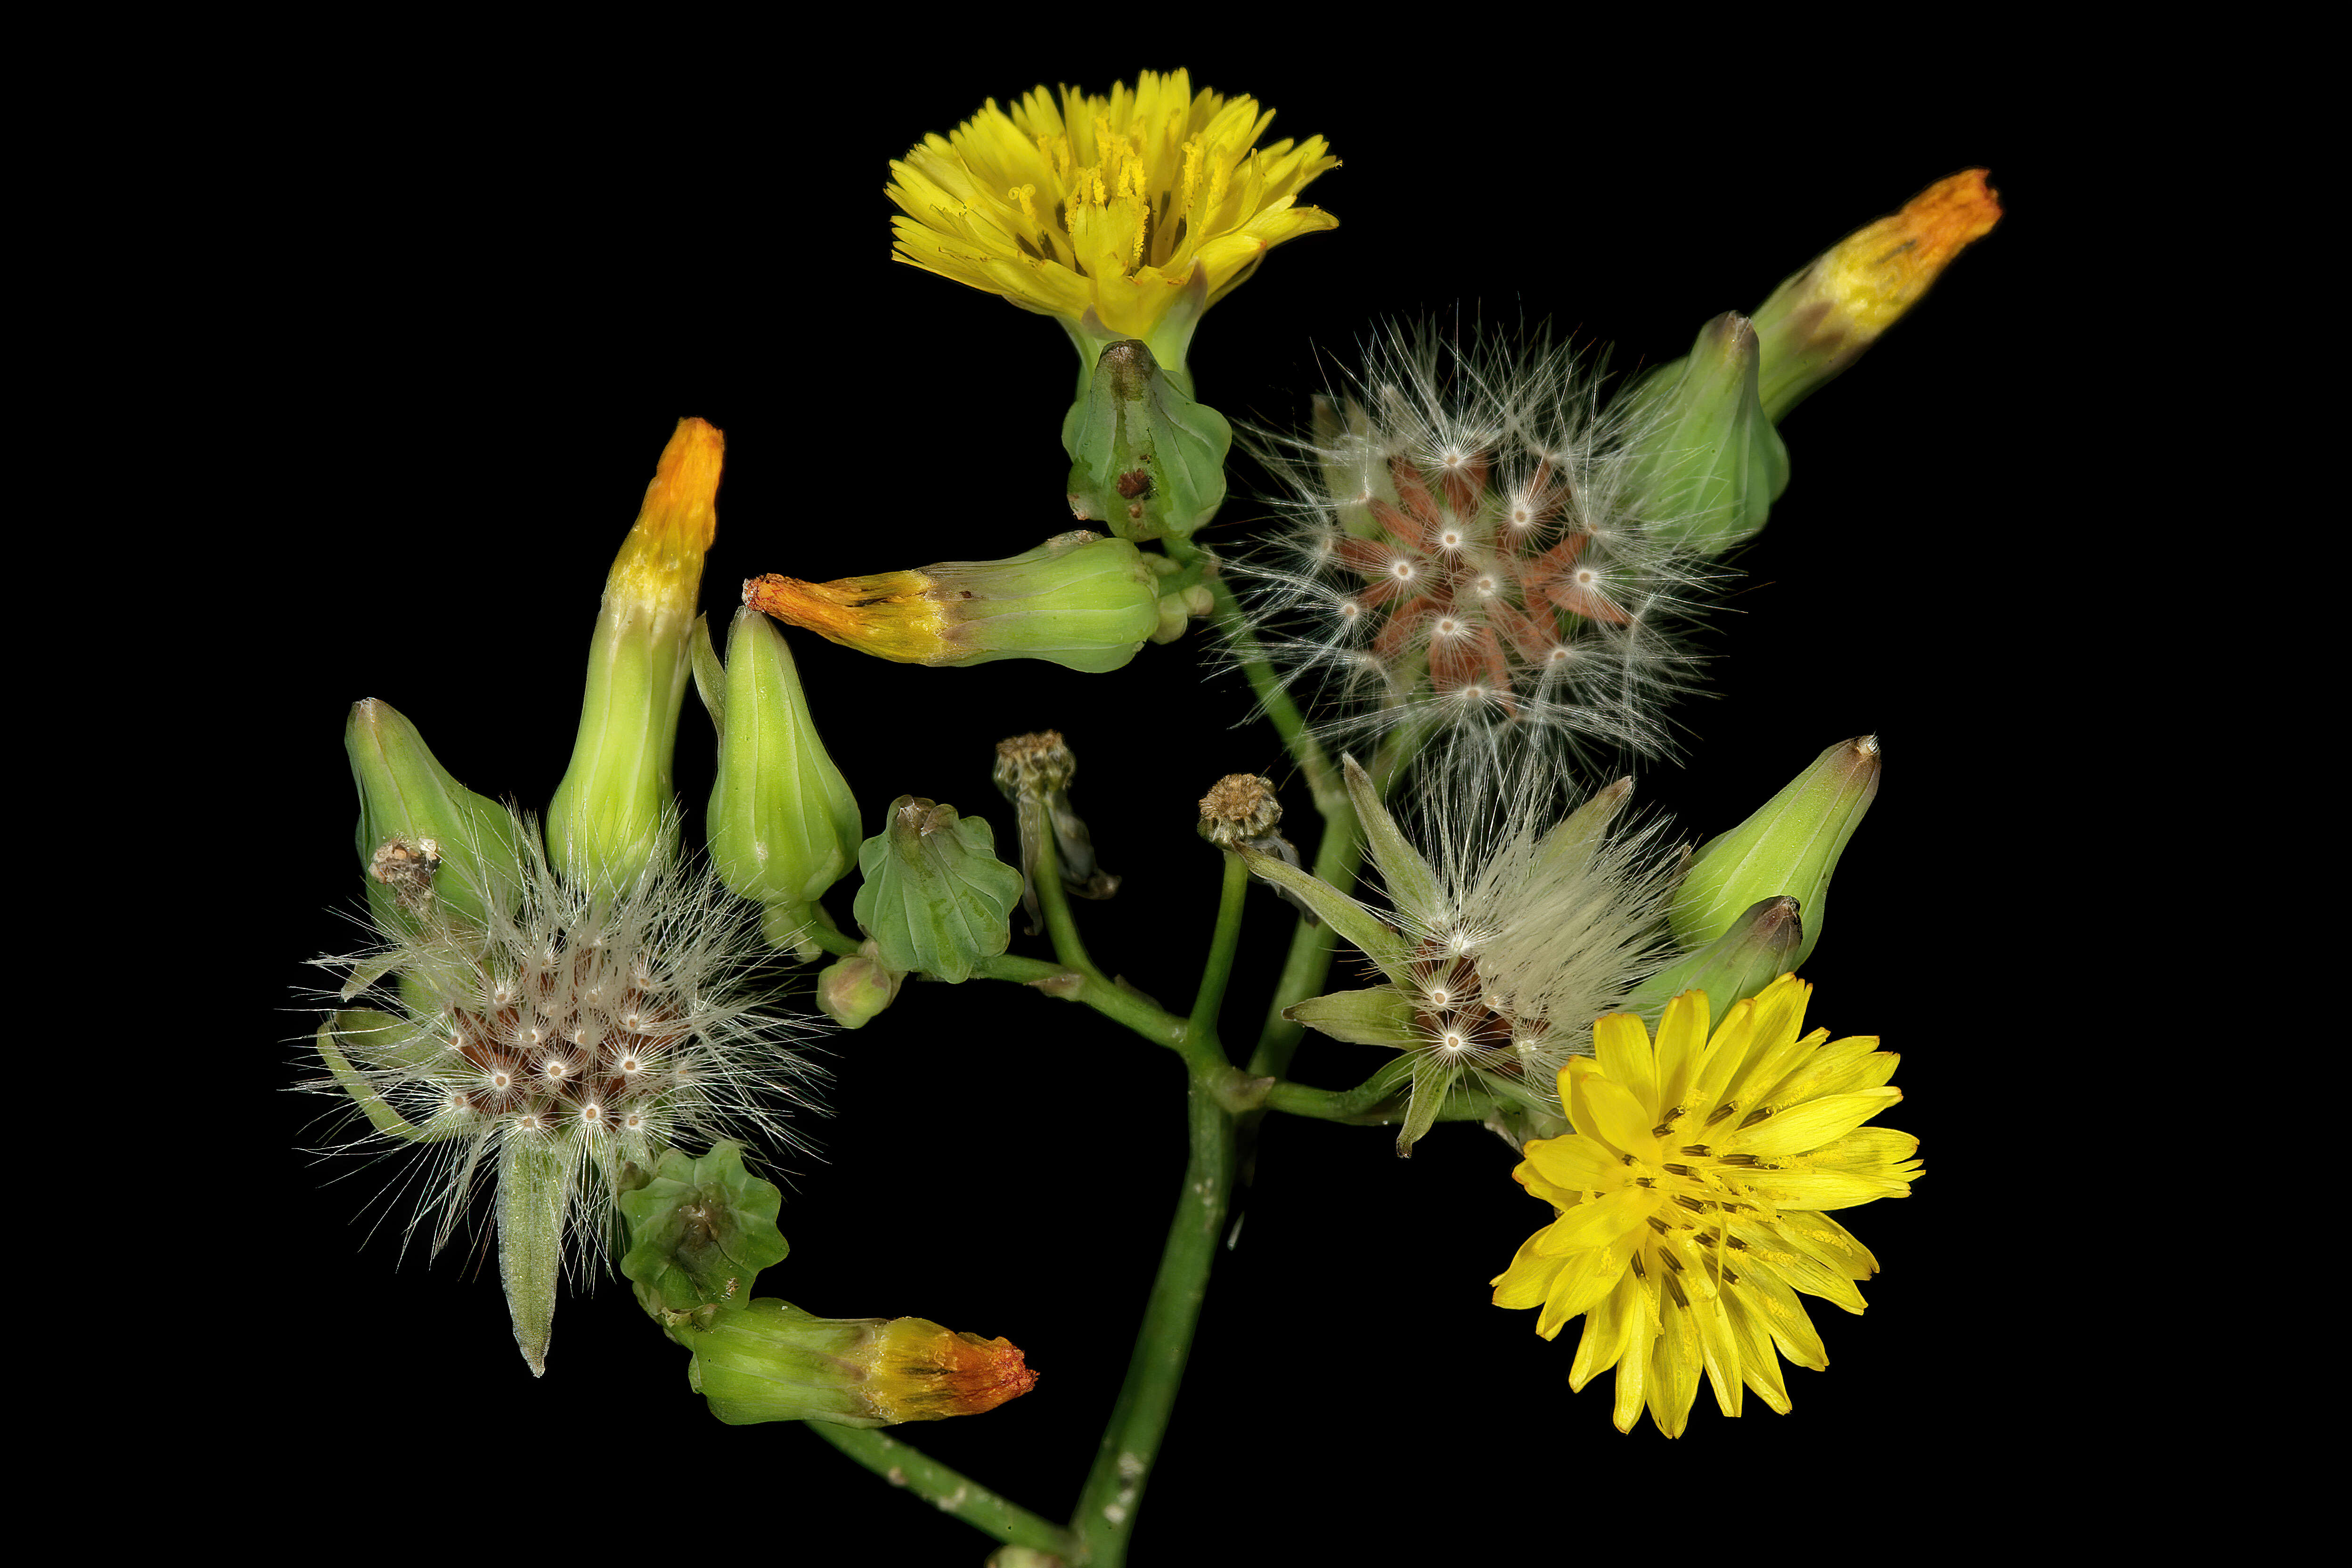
[{"left": 1070, "top": 1075, "right": 1238, "bottom": 1566}]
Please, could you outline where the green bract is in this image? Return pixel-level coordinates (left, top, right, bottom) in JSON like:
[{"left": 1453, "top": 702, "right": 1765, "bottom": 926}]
[
  {"left": 1671, "top": 737, "right": 1880, "bottom": 970},
  {"left": 618, "top": 1140, "right": 790, "bottom": 1325},
  {"left": 1624, "top": 312, "right": 1790, "bottom": 558},
  {"left": 1062, "top": 337, "right": 1232, "bottom": 543},
  {"left": 345, "top": 697, "right": 525, "bottom": 936},
  {"left": 852, "top": 797, "right": 1024, "bottom": 983},
  {"left": 703, "top": 607, "right": 860, "bottom": 931}
]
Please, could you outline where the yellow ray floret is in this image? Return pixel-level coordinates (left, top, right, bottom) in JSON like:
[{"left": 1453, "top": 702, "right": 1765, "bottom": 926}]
[
  {"left": 887, "top": 69, "right": 1338, "bottom": 343},
  {"left": 1489, "top": 975, "right": 1918, "bottom": 1437}
]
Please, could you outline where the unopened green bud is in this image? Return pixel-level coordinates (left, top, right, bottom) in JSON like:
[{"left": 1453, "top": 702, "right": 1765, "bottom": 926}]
[
  {"left": 683, "top": 1300, "right": 1037, "bottom": 1428},
  {"left": 549, "top": 418, "right": 721, "bottom": 893},
  {"left": 1629, "top": 895, "right": 1804, "bottom": 1019},
  {"left": 1624, "top": 313, "right": 1789, "bottom": 557},
  {"left": 705, "top": 606, "right": 859, "bottom": 931},
  {"left": 1751, "top": 171, "right": 2002, "bottom": 422},
  {"left": 816, "top": 940, "right": 905, "bottom": 1029},
  {"left": 1062, "top": 337, "right": 1232, "bottom": 543},
  {"left": 746, "top": 531, "right": 1160, "bottom": 675},
  {"left": 851, "top": 797, "right": 1024, "bottom": 983},
  {"left": 1671, "top": 737, "right": 1880, "bottom": 970},
  {"left": 346, "top": 697, "right": 526, "bottom": 934}
]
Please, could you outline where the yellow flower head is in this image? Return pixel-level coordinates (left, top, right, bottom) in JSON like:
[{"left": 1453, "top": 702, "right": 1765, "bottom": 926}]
[
  {"left": 1490, "top": 975, "right": 1918, "bottom": 1437},
  {"left": 886, "top": 70, "right": 1338, "bottom": 372}
]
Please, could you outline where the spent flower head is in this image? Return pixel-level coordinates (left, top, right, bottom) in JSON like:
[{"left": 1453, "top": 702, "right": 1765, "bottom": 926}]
[
  {"left": 308, "top": 805, "right": 820, "bottom": 1374},
  {"left": 887, "top": 69, "right": 1338, "bottom": 380},
  {"left": 1232, "top": 325, "right": 1721, "bottom": 777},
  {"left": 1491, "top": 977, "right": 1917, "bottom": 1436},
  {"left": 1271, "top": 758, "right": 1682, "bottom": 1154}
]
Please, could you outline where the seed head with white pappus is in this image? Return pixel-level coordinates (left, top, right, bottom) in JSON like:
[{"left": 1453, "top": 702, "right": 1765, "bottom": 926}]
[
  {"left": 1265, "top": 758, "right": 1682, "bottom": 1153},
  {"left": 308, "top": 807, "right": 821, "bottom": 1376},
  {"left": 1231, "top": 326, "right": 1720, "bottom": 773}
]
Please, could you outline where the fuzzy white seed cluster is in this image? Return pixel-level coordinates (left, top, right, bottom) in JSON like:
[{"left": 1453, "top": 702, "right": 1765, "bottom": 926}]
[
  {"left": 309, "top": 810, "right": 818, "bottom": 1271},
  {"left": 1377, "top": 772, "right": 1683, "bottom": 1141},
  {"left": 1233, "top": 327, "right": 1716, "bottom": 769}
]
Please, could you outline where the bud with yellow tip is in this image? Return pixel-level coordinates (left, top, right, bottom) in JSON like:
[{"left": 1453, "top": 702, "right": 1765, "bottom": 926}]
[
  {"left": 549, "top": 417, "right": 723, "bottom": 893},
  {"left": 746, "top": 531, "right": 1161, "bottom": 675}
]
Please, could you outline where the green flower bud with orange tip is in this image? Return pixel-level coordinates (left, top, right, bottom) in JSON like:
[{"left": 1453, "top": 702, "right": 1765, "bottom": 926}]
[
  {"left": 344, "top": 695, "right": 527, "bottom": 939},
  {"left": 1751, "top": 170, "right": 2002, "bottom": 422},
  {"left": 851, "top": 796, "right": 1024, "bottom": 983},
  {"left": 1062, "top": 337, "right": 1232, "bottom": 543},
  {"left": 549, "top": 417, "right": 722, "bottom": 894},
  {"left": 704, "top": 605, "right": 859, "bottom": 934},
  {"left": 1621, "top": 312, "right": 1790, "bottom": 558},
  {"left": 684, "top": 1300, "right": 1038, "bottom": 1428},
  {"left": 746, "top": 531, "right": 1161, "bottom": 675},
  {"left": 1670, "top": 737, "right": 1880, "bottom": 971}
]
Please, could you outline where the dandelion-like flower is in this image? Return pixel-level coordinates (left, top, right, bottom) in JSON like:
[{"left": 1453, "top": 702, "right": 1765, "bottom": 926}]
[
  {"left": 309, "top": 805, "right": 819, "bottom": 1376},
  {"left": 886, "top": 69, "right": 1338, "bottom": 375},
  {"left": 1490, "top": 976, "right": 1917, "bottom": 1436},
  {"left": 1233, "top": 327, "right": 1718, "bottom": 774},
  {"left": 1268, "top": 758, "right": 1680, "bottom": 1154}
]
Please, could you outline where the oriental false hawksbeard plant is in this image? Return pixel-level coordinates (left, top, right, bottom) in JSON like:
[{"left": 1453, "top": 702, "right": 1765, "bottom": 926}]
[{"left": 1230, "top": 327, "right": 1723, "bottom": 772}]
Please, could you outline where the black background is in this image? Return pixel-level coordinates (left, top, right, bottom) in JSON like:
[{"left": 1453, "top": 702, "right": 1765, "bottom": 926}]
[{"left": 241, "top": 54, "right": 2065, "bottom": 1563}]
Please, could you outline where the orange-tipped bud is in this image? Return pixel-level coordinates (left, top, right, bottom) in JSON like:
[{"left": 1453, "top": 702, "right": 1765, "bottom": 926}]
[
  {"left": 548, "top": 417, "right": 725, "bottom": 892},
  {"left": 745, "top": 531, "right": 1161, "bottom": 674},
  {"left": 1752, "top": 171, "right": 2001, "bottom": 420}
]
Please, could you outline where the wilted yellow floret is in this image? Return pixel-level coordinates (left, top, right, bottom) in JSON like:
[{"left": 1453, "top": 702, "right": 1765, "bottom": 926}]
[
  {"left": 610, "top": 416, "right": 722, "bottom": 612},
  {"left": 887, "top": 70, "right": 1338, "bottom": 365},
  {"left": 745, "top": 569, "right": 954, "bottom": 664},
  {"left": 1490, "top": 976, "right": 1917, "bottom": 1437},
  {"left": 1818, "top": 169, "right": 2002, "bottom": 338}
]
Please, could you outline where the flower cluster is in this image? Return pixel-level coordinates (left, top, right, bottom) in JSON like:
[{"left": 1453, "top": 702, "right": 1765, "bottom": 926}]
[
  {"left": 1233, "top": 327, "right": 1717, "bottom": 772},
  {"left": 1491, "top": 977, "right": 1917, "bottom": 1436}
]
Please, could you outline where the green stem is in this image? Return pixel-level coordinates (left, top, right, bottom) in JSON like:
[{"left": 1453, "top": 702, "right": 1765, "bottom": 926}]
[
  {"left": 1030, "top": 798, "right": 1107, "bottom": 982},
  {"left": 1166, "top": 537, "right": 1339, "bottom": 809},
  {"left": 1260, "top": 1055, "right": 1413, "bottom": 1123},
  {"left": 806, "top": 1422, "right": 1080, "bottom": 1561},
  {"left": 1244, "top": 802, "right": 1362, "bottom": 1082},
  {"left": 1188, "top": 851, "right": 1250, "bottom": 1040},
  {"left": 1070, "top": 1073, "right": 1237, "bottom": 1566}
]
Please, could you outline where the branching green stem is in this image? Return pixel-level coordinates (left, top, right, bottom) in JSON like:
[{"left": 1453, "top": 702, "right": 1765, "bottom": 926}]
[{"left": 806, "top": 1422, "right": 1080, "bottom": 1560}]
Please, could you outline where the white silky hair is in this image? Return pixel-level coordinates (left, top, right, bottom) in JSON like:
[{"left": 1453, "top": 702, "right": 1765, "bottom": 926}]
[
  {"left": 1223, "top": 318, "right": 1724, "bottom": 777},
  {"left": 300, "top": 804, "right": 822, "bottom": 1279},
  {"left": 1377, "top": 749, "right": 1684, "bottom": 1090}
]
